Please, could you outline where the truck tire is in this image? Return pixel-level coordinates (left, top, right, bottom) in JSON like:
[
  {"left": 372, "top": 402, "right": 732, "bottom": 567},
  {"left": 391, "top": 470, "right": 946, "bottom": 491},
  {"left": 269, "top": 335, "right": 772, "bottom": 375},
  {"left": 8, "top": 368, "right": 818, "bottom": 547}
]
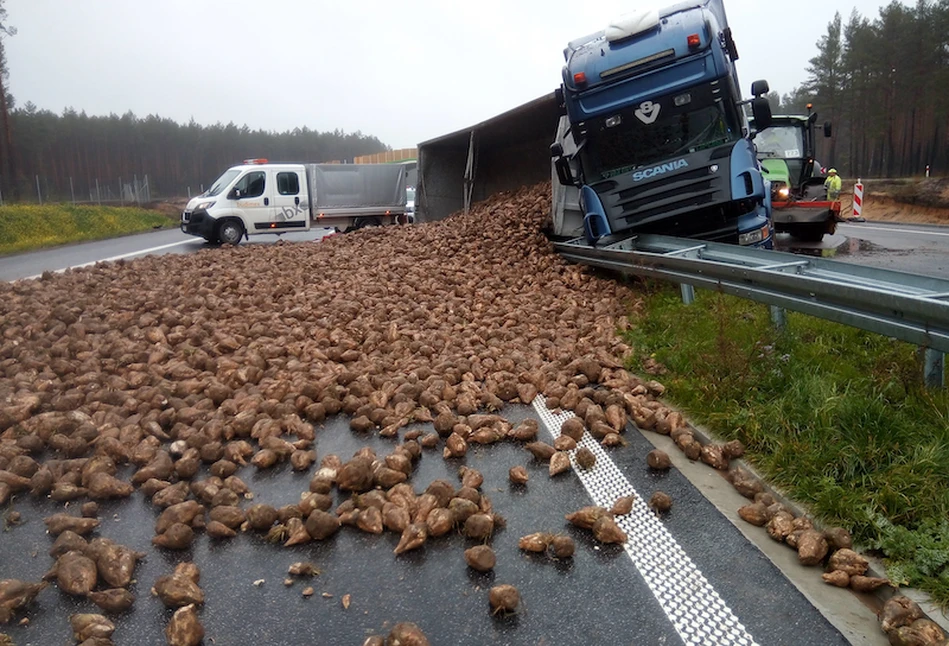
[
  {"left": 355, "top": 217, "right": 382, "bottom": 229},
  {"left": 217, "top": 220, "right": 244, "bottom": 246}
]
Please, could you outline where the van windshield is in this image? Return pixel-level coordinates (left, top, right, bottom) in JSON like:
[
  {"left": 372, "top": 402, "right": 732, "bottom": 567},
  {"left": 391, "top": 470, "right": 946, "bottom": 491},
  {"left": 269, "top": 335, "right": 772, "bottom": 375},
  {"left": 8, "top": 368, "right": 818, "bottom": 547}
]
[{"left": 206, "top": 170, "right": 241, "bottom": 197}]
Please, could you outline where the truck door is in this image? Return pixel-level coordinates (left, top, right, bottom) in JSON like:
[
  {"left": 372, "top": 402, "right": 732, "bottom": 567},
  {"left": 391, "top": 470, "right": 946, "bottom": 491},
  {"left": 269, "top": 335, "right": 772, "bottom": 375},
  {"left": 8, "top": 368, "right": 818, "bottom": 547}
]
[
  {"left": 270, "top": 169, "right": 309, "bottom": 231},
  {"left": 230, "top": 169, "right": 274, "bottom": 232}
]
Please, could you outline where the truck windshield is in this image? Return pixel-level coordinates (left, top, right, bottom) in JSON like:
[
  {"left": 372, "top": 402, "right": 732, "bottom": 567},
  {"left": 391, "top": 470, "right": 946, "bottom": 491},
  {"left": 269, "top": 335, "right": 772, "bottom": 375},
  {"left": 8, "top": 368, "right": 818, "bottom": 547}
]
[
  {"left": 206, "top": 170, "right": 241, "bottom": 197},
  {"left": 579, "top": 85, "right": 739, "bottom": 182},
  {"left": 753, "top": 125, "right": 804, "bottom": 159}
]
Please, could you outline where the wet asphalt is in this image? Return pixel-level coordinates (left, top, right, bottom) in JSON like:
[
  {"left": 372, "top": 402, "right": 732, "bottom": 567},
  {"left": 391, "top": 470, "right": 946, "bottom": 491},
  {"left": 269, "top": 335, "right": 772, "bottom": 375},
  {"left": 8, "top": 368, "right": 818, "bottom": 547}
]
[{"left": 1, "top": 405, "right": 851, "bottom": 646}]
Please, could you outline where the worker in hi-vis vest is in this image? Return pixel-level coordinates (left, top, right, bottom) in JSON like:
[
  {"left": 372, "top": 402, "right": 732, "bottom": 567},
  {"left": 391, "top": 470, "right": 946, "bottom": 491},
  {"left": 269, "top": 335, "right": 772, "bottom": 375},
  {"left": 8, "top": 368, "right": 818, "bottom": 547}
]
[{"left": 824, "top": 168, "right": 842, "bottom": 201}]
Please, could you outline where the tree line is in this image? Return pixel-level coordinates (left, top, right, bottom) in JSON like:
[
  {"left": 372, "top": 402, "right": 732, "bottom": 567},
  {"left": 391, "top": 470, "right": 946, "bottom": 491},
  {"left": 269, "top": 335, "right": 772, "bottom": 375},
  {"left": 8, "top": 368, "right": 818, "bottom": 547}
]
[
  {"left": 2, "top": 1, "right": 946, "bottom": 199},
  {"left": 773, "top": 0, "right": 949, "bottom": 179},
  {"left": 5, "top": 106, "right": 389, "bottom": 202},
  {"left": 0, "top": 1, "right": 388, "bottom": 203}
]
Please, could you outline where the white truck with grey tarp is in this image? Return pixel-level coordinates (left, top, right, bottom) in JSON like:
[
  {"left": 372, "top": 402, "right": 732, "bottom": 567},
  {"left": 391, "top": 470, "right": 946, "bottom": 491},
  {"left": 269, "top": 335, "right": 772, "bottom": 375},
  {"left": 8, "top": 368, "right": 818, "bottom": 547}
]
[{"left": 181, "top": 159, "right": 408, "bottom": 244}]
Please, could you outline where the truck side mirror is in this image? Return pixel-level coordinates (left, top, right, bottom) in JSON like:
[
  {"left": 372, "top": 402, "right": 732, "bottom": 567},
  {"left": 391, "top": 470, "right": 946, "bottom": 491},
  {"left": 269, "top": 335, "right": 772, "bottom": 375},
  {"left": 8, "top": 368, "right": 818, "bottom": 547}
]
[
  {"left": 554, "top": 157, "right": 575, "bottom": 186},
  {"left": 751, "top": 79, "right": 770, "bottom": 97},
  {"left": 228, "top": 188, "right": 241, "bottom": 200},
  {"left": 723, "top": 27, "right": 739, "bottom": 61},
  {"left": 823, "top": 121, "right": 832, "bottom": 137},
  {"left": 751, "top": 97, "right": 772, "bottom": 130},
  {"left": 554, "top": 87, "right": 566, "bottom": 114}
]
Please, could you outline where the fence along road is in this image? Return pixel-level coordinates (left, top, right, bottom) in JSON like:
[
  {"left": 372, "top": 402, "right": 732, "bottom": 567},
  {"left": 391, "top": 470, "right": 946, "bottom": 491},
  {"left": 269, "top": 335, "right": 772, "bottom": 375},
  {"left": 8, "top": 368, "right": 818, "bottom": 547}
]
[{"left": 554, "top": 233, "right": 949, "bottom": 386}]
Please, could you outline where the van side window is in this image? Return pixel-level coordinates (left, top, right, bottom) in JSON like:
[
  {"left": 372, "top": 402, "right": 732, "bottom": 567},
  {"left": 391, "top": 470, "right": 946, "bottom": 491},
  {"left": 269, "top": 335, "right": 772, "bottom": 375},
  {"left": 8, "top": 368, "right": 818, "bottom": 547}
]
[
  {"left": 277, "top": 172, "right": 300, "bottom": 195},
  {"left": 234, "top": 171, "right": 266, "bottom": 198}
]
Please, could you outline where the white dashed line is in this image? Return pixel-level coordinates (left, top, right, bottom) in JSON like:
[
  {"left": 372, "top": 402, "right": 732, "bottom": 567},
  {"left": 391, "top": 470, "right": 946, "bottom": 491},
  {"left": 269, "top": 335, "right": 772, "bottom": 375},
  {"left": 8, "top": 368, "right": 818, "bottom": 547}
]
[
  {"left": 533, "top": 396, "right": 759, "bottom": 646},
  {"left": 838, "top": 223, "right": 949, "bottom": 238},
  {"left": 21, "top": 239, "right": 194, "bottom": 281}
]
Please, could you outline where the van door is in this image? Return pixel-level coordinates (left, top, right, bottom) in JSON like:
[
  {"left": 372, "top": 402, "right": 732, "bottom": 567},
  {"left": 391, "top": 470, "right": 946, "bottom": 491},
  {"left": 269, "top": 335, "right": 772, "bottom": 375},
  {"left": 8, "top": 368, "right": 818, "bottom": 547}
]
[
  {"left": 230, "top": 169, "right": 274, "bottom": 233},
  {"left": 270, "top": 168, "right": 309, "bottom": 232}
]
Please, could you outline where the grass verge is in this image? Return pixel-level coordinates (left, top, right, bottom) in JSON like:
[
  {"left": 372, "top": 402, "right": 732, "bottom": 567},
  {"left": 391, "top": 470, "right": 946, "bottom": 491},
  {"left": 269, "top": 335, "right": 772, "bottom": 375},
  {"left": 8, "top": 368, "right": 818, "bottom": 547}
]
[
  {"left": 623, "top": 279, "right": 949, "bottom": 605},
  {"left": 0, "top": 204, "right": 173, "bottom": 255}
]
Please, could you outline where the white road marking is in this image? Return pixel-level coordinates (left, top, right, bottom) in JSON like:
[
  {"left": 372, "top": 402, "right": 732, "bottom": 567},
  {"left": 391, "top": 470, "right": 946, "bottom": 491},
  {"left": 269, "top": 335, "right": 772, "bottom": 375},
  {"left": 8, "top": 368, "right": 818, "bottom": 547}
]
[
  {"left": 533, "top": 397, "right": 759, "bottom": 646},
  {"left": 21, "top": 239, "right": 195, "bottom": 281},
  {"left": 839, "top": 223, "right": 949, "bottom": 238}
]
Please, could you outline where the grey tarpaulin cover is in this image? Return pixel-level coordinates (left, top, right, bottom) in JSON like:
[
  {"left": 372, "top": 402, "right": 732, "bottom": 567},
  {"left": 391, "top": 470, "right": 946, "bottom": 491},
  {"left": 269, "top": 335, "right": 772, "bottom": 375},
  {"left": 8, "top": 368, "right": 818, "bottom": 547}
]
[{"left": 305, "top": 163, "right": 407, "bottom": 209}]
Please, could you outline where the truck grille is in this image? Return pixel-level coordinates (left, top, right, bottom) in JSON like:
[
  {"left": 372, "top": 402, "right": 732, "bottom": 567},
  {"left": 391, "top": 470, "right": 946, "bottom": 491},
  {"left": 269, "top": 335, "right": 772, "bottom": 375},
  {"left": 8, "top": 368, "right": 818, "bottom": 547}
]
[{"left": 594, "top": 161, "right": 729, "bottom": 230}]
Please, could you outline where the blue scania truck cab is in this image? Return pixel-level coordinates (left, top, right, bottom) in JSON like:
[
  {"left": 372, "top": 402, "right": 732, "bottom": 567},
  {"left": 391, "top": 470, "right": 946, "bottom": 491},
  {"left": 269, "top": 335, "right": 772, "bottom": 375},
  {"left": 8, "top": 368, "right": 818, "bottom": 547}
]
[{"left": 551, "top": 0, "right": 774, "bottom": 247}]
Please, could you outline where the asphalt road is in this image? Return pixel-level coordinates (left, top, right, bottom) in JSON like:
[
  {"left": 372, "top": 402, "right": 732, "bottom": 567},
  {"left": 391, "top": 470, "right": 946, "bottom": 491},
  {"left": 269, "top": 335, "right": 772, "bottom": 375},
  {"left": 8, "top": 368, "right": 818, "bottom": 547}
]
[
  {"left": 2, "top": 220, "right": 948, "bottom": 283},
  {"left": 0, "top": 227, "right": 335, "bottom": 282},
  {"left": 2, "top": 402, "right": 861, "bottom": 646},
  {"left": 773, "top": 220, "right": 949, "bottom": 280},
  {"left": 834, "top": 221, "right": 949, "bottom": 279},
  {"left": 3, "top": 221, "right": 942, "bottom": 644}
]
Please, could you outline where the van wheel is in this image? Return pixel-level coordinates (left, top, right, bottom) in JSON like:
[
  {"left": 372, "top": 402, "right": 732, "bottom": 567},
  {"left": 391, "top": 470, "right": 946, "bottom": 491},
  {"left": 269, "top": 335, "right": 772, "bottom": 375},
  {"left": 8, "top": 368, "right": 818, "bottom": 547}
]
[{"left": 218, "top": 220, "right": 244, "bottom": 245}]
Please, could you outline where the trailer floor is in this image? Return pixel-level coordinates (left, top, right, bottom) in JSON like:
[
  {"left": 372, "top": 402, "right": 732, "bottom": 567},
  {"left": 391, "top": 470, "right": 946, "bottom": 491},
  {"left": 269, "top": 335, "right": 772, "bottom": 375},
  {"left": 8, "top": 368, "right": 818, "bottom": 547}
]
[{"left": 2, "top": 402, "right": 861, "bottom": 645}]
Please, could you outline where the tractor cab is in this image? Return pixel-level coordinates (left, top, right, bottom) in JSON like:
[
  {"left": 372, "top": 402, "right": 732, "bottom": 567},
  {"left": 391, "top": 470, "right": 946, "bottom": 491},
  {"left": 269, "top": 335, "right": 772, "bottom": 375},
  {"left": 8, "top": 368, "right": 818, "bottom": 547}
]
[{"left": 752, "top": 106, "right": 832, "bottom": 202}]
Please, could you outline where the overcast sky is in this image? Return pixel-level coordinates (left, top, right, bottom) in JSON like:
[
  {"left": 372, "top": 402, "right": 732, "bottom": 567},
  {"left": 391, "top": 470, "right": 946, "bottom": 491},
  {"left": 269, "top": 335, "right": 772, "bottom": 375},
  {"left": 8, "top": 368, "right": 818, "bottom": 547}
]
[{"left": 6, "top": 0, "right": 900, "bottom": 150}]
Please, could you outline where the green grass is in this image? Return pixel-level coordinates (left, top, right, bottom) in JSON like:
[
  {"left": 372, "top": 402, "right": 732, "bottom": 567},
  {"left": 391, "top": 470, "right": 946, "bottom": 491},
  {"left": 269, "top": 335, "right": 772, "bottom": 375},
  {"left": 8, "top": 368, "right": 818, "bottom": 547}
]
[
  {"left": 624, "top": 280, "right": 949, "bottom": 604},
  {"left": 0, "top": 203, "right": 173, "bottom": 255}
]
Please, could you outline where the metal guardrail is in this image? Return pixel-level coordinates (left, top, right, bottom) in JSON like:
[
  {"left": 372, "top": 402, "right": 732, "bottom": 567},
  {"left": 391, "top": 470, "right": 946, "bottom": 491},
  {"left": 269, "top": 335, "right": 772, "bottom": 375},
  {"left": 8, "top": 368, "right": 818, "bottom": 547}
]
[{"left": 553, "top": 234, "right": 949, "bottom": 384}]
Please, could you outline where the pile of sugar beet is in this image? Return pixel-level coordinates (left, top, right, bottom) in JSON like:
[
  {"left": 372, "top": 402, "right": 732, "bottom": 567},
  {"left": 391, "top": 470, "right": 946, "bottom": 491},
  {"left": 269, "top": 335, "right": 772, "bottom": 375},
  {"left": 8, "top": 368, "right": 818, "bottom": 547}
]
[{"left": 0, "top": 182, "right": 943, "bottom": 646}]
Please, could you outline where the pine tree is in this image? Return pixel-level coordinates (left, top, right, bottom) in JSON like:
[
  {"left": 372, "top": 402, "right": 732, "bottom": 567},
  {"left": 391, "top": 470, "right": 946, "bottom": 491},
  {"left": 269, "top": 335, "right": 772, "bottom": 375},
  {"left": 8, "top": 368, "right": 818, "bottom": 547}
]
[
  {"left": 0, "top": 0, "right": 16, "bottom": 201},
  {"left": 805, "top": 12, "right": 843, "bottom": 165}
]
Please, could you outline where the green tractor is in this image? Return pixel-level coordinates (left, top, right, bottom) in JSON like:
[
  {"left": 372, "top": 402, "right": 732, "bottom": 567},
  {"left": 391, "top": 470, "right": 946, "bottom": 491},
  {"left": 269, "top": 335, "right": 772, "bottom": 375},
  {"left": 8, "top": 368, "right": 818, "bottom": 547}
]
[{"left": 753, "top": 106, "right": 838, "bottom": 242}]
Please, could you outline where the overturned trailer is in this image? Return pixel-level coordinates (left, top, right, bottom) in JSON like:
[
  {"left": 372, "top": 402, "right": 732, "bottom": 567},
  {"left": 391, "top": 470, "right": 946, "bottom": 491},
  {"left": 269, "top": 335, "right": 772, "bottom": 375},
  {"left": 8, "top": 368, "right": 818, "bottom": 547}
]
[{"left": 417, "top": 92, "right": 583, "bottom": 235}]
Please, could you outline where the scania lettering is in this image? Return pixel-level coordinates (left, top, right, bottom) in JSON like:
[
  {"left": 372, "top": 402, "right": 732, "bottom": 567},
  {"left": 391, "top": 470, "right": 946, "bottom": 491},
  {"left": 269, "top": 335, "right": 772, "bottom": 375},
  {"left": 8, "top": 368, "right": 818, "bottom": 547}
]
[
  {"left": 633, "top": 159, "right": 689, "bottom": 182},
  {"left": 550, "top": 0, "right": 775, "bottom": 247},
  {"left": 180, "top": 160, "right": 408, "bottom": 245}
]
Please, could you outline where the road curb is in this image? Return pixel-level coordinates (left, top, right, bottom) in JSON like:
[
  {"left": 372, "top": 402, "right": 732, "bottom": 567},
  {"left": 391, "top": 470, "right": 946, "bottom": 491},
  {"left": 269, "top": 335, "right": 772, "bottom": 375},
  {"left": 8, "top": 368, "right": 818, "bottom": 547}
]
[{"left": 652, "top": 407, "right": 949, "bottom": 638}]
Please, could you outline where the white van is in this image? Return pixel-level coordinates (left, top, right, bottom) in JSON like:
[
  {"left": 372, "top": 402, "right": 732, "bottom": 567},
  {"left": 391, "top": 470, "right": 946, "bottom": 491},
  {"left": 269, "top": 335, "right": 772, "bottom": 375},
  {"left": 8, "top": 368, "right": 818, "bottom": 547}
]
[{"left": 181, "top": 160, "right": 408, "bottom": 244}]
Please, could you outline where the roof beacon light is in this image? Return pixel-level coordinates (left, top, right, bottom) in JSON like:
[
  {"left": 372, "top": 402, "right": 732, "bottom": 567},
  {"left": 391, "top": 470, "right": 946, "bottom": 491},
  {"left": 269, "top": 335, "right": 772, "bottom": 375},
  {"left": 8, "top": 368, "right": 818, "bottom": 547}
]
[
  {"left": 605, "top": 9, "right": 660, "bottom": 42},
  {"left": 573, "top": 72, "right": 588, "bottom": 88},
  {"left": 687, "top": 34, "right": 701, "bottom": 49},
  {"left": 243, "top": 158, "right": 269, "bottom": 165}
]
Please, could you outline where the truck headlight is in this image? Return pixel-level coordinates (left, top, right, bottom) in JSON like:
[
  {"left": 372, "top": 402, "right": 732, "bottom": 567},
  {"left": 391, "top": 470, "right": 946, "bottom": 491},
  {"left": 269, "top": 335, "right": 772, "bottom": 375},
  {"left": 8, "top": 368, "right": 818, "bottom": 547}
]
[
  {"left": 195, "top": 201, "right": 215, "bottom": 211},
  {"left": 738, "top": 223, "right": 771, "bottom": 246},
  {"left": 777, "top": 186, "right": 790, "bottom": 199}
]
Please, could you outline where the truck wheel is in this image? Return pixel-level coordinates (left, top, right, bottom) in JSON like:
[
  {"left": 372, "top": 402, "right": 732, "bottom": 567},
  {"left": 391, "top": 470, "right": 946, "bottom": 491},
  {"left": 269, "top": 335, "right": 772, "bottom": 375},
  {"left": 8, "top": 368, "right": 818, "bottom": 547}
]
[
  {"left": 218, "top": 220, "right": 244, "bottom": 246},
  {"left": 355, "top": 217, "right": 382, "bottom": 229}
]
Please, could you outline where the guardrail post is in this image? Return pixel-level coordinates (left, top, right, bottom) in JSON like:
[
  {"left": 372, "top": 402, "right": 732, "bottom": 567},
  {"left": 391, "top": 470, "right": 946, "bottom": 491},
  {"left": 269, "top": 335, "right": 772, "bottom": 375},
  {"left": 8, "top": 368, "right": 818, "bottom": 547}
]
[
  {"left": 680, "top": 283, "right": 695, "bottom": 305},
  {"left": 924, "top": 348, "right": 945, "bottom": 388},
  {"left": 770, "top": 306, "right": 786, "bottom": 330}
]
